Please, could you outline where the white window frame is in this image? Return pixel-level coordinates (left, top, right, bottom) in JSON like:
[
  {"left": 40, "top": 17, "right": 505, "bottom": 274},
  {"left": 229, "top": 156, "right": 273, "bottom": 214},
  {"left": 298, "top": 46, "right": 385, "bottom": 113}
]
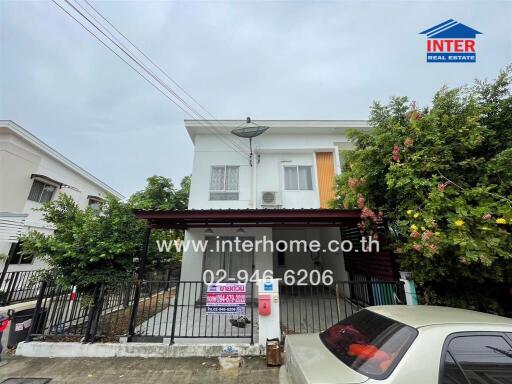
[
  {"left": 283, "top": 165, "right": 314, "bottom": 191},
  {"left": 209, "top": 165, "right": 240, "bottom": 200}
]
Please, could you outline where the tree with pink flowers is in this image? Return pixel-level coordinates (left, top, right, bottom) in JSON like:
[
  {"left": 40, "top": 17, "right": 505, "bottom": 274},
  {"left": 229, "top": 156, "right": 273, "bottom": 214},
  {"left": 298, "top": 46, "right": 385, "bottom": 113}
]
[{"left": 333, "top": 66, "right": 512, "bottom": 314}]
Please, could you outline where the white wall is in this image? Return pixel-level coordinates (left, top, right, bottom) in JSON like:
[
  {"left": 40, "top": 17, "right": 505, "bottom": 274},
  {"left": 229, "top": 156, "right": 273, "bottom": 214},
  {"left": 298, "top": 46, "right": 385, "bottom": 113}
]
[
  {"left": 180, "top": 227, "right": 273, "bottom": 282},
  {"left": 188, "top": 131, "right": 349, "bottom": 210},
  {"left": 318, "top": 227, "right": 349, "bottom": 281}
]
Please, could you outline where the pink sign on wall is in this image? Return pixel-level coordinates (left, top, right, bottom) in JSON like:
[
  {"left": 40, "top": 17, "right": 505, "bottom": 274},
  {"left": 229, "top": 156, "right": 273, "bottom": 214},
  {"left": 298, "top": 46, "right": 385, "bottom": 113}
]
[{"left": 206, "top": 283, "right": 246, "bottom": 315}]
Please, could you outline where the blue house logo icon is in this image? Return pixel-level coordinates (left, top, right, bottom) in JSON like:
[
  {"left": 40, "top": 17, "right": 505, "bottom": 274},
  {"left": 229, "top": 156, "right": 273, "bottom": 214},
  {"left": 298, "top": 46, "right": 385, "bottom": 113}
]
[{"left": 420, "top": 19, "right": 482, "bottom": 63}]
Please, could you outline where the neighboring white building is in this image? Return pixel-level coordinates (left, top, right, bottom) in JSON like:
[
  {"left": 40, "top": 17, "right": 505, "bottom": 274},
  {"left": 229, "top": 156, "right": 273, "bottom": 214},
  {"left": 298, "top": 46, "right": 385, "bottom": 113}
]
[
  {"left": 179, "top": 119, "right": 371, "bottom": 283},
  {"left": 0, "top": 120, "right": 123, "bottom": 272}
]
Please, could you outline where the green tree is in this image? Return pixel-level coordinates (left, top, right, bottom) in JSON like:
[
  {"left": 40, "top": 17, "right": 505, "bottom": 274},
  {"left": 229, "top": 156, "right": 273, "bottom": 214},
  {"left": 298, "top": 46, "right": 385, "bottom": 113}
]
[
  {"left": 21, "top": 194, "right": 143, "bottom": 289},
  {"left": 332, "top": 67, "right": 512, "bottom": 313},
  {"left": 128, "top": 175, "right": 191, "bottom": 271},
  {"left": 129, "top": 175, "right": 190, "bottom": 210},
  {"left": 21, "top": 175, "right": 190, "bottom": 289}
]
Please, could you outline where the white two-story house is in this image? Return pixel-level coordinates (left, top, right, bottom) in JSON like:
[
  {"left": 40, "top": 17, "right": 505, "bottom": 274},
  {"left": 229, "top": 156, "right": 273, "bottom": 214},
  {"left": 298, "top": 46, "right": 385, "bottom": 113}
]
[
  {"left": 177, "top": 119, "right": 373, "bottom": 284},
  {"left": 0, "top": 120, "right": 123, "bottom": 274}
]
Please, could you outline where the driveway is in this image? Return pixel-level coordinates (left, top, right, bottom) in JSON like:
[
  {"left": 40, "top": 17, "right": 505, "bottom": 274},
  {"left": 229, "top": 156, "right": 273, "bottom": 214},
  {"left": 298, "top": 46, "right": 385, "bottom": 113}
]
[{"left": 0, "top": 356, "right": 279, "bottom": 384}]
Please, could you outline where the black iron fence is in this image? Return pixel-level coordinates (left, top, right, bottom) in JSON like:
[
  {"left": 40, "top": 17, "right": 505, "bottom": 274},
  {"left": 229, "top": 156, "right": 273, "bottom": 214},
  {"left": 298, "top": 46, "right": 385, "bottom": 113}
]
[
  {"left": 279, "top": 280, "right": 405, "bottom": 334},
  {"left": 0, "top": 270, "right": 43, "bottom": 306},
  {"left": 27, "top": 278, "right": 403, "bottom": 343},
  {"left": 27, "top": 280, "right": 254, "bottom": 344}
]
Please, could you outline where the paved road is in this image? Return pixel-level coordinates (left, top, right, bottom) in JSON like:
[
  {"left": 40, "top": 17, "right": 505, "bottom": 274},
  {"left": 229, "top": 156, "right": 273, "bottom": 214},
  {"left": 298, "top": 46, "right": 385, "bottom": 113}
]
[{"left": 0, "top": 356, "right": 280, "bottom": 384}]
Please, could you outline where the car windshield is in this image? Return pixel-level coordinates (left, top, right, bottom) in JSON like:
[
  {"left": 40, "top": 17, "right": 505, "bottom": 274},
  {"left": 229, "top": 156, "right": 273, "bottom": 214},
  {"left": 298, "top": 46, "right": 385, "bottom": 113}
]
[{"left": 320, "top": 309, "right": 418, "bottom": 379}]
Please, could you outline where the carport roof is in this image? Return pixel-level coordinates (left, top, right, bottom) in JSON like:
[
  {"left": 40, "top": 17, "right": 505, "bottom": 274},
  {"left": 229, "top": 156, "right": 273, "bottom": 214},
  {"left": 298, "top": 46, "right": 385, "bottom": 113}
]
[{"left": 134, "top": 208, "right": 362, "bottom": 229}]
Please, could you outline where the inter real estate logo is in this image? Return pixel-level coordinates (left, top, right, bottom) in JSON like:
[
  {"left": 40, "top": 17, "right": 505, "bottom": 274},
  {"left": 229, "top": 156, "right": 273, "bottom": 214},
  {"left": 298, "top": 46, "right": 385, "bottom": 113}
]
[{"left": 420, "top": 19, "right": 482, "bottom": 63}]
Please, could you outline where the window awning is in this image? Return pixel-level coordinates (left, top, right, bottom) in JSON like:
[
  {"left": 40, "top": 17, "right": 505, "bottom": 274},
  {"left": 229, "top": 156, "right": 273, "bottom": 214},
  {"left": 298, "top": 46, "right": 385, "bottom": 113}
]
[
  {"left": 134, "top": 208, "right": 362, "bottom": 229},
  {"left": 31, "top": 174, "right": 63, "bottom": 187},
  {"left": 87, "top": 195, "right": 103, "bottom": 201}
]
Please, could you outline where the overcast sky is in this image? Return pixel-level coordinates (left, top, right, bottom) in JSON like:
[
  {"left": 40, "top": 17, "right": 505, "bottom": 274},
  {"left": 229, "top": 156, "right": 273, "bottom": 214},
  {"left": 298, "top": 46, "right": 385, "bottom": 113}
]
[{"left": 1, "top": 1, "right": 511, "bottom": 197}]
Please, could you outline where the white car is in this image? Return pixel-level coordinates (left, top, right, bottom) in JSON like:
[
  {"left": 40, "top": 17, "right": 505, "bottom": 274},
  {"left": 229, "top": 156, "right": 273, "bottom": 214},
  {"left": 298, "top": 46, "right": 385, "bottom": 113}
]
[{"left": 279, "top": 305, "right": 512, "bottom": 384}]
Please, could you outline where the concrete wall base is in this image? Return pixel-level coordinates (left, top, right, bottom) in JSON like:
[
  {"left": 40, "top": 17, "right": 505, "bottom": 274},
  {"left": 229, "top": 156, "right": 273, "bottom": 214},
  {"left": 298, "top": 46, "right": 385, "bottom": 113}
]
[{"left": 16, "top": 341, "right": 263, "bottom": 358}]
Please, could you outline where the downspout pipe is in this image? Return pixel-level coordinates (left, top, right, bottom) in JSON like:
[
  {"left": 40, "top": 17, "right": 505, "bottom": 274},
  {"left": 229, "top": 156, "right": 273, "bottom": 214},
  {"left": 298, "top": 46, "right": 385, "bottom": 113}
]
[{"left": 252, "top": 149, "right": 258, "bottom": 208}]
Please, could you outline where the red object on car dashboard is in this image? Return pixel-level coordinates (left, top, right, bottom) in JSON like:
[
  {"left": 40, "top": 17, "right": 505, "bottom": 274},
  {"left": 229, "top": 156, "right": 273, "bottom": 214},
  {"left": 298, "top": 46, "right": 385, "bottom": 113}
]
[{"left": 347, "top": 343, "right": 391, "bottom": 362}]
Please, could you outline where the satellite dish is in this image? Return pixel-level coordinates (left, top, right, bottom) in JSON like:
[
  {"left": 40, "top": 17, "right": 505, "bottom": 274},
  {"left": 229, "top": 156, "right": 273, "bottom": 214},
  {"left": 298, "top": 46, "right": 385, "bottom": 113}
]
[{"left": 231, "top": 117, "right": 269, "bottom": 166}]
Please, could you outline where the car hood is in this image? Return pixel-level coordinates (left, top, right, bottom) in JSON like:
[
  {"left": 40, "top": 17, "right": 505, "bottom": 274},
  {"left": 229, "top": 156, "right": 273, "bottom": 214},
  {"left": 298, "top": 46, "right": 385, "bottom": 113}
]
[{"left": 284, "top": 334, "right": 368, "bottom": 384}]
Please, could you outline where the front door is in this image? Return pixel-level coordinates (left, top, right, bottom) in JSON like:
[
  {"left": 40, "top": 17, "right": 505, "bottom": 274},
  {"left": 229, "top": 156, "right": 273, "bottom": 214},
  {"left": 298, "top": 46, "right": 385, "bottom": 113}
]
[{"left": 203, "top": 236, "right": 255, "bottom": 298}]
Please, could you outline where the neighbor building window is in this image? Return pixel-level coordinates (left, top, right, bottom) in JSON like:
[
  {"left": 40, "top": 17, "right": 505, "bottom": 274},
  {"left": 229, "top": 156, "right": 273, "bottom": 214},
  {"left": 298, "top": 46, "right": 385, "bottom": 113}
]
[
  {"left": 284, "top": 165, "right": 313, "bottom": 190},
  {"left": 88, "top": 197, "right": 102, "bottom": 211},
  {"left": 27, "top": 180, "right": 56, "bottom": 203},
  {"left": 209, "top": 166, "right": 239, "bottom": 200}
]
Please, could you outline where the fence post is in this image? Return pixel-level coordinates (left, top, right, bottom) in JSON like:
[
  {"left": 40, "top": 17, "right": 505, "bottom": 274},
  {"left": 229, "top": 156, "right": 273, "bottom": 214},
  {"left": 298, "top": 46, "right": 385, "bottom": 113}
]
[
  {"left": 402, "top": 279, "right": 418, "bottom": 305},
  {"left": 83, "top": 285, "right": 100, "bottom": 343},
  {"left": 366, "top": 277, "right": 375, "bottom": 306},
  {"left": 25, "top": 280, "right": 47, "bottom": 342},
  {"left": 169, "top": 281, "right": 180, "bottom": 345},
  {"left": 250, "top": 281, "right": 254, "bottom": 345},
  {"left": 127, "top": 226, "right": 151, "bottom": 339},
  {"left": 88, "top": 284, "right": 106, "bottom": 343},
  {"left": 398, "top": 271, "right": 418, "bottom": 305}
]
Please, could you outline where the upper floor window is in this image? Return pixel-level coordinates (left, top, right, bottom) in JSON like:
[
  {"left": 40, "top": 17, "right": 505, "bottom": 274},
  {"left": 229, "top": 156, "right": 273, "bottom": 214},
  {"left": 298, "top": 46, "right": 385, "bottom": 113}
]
[
  {"left": 209, "top": 166, "right": 239, "bottom": 200},
  {"left": 88, "top": 199, "right": 101, "bottom": 211},
  {"left": 28, "top": 180, "right": 56, "bottom": 204},
  {"left": 87, "top": 196, "right": 103, "bottom": 211},
  {"left": 284, "top": 165, "right": 313, "bottom": 191}
]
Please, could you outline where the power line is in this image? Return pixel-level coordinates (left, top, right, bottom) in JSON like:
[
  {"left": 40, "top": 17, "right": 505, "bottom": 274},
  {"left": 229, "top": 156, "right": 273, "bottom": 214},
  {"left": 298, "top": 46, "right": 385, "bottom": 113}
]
[
  {"left": 51, "top": 0, "right": 249, "bottom": 157},
  {"left": 64, "top": 0, "right": 248, "bottom": 156},
  {"left": 83, "top": 0, "right": 249, "bottom": 151}
]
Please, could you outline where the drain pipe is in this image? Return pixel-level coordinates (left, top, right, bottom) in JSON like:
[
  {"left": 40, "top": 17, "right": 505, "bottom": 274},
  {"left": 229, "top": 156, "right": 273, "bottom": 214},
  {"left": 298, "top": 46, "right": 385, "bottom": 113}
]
[{"left": 252, "top": 150, "right": 258, "bottom": 208}]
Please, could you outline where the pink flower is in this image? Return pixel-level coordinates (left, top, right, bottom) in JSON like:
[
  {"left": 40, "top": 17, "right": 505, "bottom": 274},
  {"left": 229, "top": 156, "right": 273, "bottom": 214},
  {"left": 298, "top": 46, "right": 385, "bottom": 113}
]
[
  {"left": 437, "top": 182, "right": 447, "bottom": 192},
  {"left": 361, "top": 207, "right": 377, "bottom": 222},
  {"left": 428, "top": 244, "right": 438, "bottom": 253},
  {"left": 413, "top": 244, "right": 422, "bottom": 252},
  {"left": 422, "top": 230, "right": 433, "bottom": 242},
  {"left": 410, "top": 230, "right": 420, "bottom": 239},
  {"left": 357, "top": 194, "right": 365, "bottom": 209},
  {"left": 404, "top": 138, "right": 414, "bottom": 148},
  {"left": 482, "top": 213, "right": 492, "bottom": 221},
  {"left": 392, "top": 145, "right": 400, "bottom": 162},
  {"left": 348, "top": 178, "right": 358, "bottom": 190}
]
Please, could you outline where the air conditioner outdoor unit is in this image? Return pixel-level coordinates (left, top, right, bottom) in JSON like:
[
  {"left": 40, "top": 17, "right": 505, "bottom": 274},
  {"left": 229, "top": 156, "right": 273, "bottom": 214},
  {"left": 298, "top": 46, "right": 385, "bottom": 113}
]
[{"left": 261, "top": 191, "right": 281, "bottom": 208}]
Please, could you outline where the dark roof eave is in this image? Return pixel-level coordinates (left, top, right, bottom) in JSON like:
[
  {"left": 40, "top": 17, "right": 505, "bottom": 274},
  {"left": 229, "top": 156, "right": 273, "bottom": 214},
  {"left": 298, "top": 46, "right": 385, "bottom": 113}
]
[{"left": 134, "top": 208, "right": 362, "bottom": 229}]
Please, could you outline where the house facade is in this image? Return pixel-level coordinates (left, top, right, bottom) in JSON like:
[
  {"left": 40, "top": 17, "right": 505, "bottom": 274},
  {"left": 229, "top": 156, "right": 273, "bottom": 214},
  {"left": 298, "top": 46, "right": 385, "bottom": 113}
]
[
  {"left": 180, "top": 119, "right": 371, "bottom": 284},
  {"left": 0, "top": 120, "right": 123, "bottom": 273}
]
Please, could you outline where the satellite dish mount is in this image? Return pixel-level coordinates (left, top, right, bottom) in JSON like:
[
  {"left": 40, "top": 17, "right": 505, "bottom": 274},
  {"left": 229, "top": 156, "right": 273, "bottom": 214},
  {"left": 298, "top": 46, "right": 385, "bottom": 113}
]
[{"left": 230, "top": 117, "right": 269, "bottom": 166}]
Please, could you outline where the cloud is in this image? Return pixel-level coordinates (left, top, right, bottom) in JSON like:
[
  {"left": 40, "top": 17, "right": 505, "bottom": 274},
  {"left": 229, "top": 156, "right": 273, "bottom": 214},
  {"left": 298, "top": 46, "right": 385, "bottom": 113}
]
[{"left": 1, "top": 0, "right": 510, "bottom": 196}]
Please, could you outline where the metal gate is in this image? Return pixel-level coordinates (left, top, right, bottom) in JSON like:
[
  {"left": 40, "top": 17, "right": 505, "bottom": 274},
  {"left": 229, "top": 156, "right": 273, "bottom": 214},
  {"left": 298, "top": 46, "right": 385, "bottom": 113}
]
[
  {"left": 279, "top": 280, "right": 405, "bottom": 334},
  {"left": 27, "top": 280, "right": 255, "bottom": 344}
]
